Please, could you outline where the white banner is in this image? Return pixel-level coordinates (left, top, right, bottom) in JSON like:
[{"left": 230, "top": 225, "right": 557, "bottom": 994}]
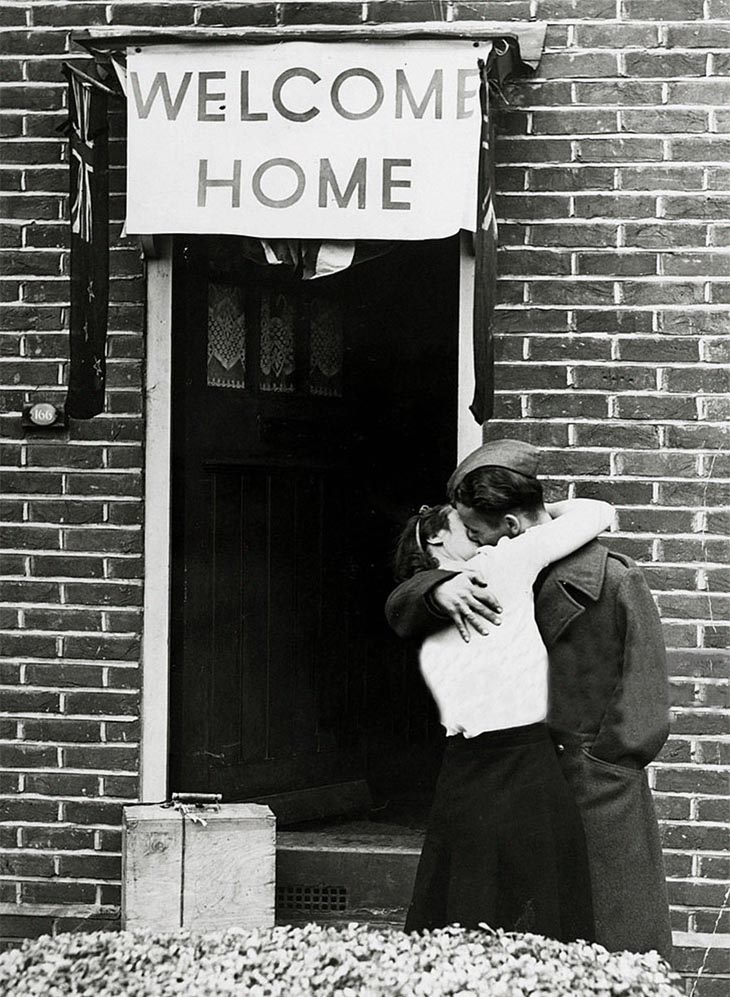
[{"left": 125, "top": 40, "right": 487, "bottom": 240}]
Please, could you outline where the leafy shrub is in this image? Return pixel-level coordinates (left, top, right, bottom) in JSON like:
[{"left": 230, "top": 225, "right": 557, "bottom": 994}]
[{"left": 0, "top": 922, "right": 683, "bottom": 996}]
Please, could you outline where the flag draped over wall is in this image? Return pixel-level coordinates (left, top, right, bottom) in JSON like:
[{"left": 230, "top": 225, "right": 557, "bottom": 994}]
[
  {"left": 64, "top": 63, "right": 111, "bottom": 419},
  {"left": 470, "top": 55, "right": 498, "bottom": 425}
]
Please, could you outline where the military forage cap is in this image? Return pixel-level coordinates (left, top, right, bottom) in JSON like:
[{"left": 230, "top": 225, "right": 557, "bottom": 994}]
[{"left": 447, "top": 438, "right": 540, "bottom": 496}]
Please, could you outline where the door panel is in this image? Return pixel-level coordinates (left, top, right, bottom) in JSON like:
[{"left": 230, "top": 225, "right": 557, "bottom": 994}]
[{"left": 169, "top": 235, "right": 459, "bottom": 811}]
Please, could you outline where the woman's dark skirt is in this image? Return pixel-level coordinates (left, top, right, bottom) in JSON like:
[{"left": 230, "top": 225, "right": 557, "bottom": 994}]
[{"left": 405, "top": 721, "right": 595, "bottom": 943}]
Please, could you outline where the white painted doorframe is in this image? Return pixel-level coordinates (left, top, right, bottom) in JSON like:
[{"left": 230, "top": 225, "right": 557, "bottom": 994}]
[{"left": 138, "top": 237, "right": 482, "bottom": 801}]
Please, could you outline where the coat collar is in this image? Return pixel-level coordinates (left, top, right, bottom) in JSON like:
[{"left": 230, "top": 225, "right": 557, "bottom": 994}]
[{"left": 535, "top": 540, "right": 609, "bottom": 648}]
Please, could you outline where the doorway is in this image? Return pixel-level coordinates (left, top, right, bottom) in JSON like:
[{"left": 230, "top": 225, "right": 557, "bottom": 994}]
[{"left": 168, "top": 234, "right": 460, "bottom": 820}]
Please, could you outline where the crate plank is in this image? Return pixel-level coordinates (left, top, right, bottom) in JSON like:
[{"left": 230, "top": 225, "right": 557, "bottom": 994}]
[{"left": 122, "top": 803, "right": 275, "bottom": 931}]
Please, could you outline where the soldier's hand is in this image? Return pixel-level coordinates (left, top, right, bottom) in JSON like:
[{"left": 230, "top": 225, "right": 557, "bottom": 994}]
[{"left": 432, "top": 572, "right": 502, "bottom": 643}]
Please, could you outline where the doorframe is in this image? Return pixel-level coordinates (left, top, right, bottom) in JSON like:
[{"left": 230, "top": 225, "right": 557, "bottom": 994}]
[
  {"left": 139, "top": 236, "right": 482, "bottom": 802},
  {"left": 140, "top": 237, "right": 173, "bottom": 802}
]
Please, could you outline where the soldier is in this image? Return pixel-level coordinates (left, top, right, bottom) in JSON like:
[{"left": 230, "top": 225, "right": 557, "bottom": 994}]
[{"left": 386, "top": 439, "right": 673, "bottom": 959}]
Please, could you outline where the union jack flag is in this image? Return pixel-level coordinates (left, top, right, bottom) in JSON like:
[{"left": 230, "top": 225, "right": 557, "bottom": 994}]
[
  {"left": 64, "top": 62, "right": 111, "bottom": 418},
  {"left": 470, "top": 55, "right": 499, "bottom": 424},
  {"left": 69, "top": 75, "right": 95, "bottom": 243}
]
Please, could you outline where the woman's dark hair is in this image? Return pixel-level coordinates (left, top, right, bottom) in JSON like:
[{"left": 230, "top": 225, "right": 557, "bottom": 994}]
[
  {"left": 452, "top": 467, "right": 544, "bottom": 525},
  {"left": 393, "top": 504, "right": 452, "bottom": 582}
]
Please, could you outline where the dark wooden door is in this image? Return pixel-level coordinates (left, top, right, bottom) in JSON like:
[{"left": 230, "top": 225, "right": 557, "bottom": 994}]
[{"left": 169, "top": 235, "right": 459, "bottom": 810}]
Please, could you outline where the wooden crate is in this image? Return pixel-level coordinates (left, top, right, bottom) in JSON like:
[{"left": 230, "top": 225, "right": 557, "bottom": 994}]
[{"left": 122, "top": 801, "right": 275, "bottom": 931}]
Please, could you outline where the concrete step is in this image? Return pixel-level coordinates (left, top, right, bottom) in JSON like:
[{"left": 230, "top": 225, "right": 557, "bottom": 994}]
[{"left": 275, "top": 821, "right": 424, "bottom": 927}]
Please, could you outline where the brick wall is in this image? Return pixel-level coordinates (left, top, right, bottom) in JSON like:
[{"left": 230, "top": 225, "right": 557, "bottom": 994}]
[{"left": 0, "top": 2, "right": 728, "bottom": 994}]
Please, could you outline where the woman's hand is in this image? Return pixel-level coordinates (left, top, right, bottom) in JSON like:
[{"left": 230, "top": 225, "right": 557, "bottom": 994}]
[{"left": 432, "top": 572, "right": 502, "bottom": 642}]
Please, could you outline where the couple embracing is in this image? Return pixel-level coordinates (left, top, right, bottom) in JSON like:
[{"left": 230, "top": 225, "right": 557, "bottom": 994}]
[{"left": 387, "top": 439, "right": 672, "bottom": 959}]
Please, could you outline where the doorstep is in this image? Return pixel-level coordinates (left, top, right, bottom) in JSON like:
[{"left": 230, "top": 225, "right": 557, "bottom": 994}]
[{"left": 275, "top": 821, "right": 424, "bottom": 928}]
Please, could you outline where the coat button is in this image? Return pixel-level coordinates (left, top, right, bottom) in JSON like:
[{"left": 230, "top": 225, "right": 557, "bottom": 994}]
[{"left": 555, "top": 743, "right": 565, "bottom": 755}]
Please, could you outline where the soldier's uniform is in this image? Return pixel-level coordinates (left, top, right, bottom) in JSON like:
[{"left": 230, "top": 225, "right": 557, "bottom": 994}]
[{"left": 386, "top": 539, "right": 672, "bottom": 960}]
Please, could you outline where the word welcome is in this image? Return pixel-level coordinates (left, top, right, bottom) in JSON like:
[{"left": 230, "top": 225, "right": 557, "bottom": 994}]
[{"left": 129, "top": 66, "right": 480, "bottom": 123}]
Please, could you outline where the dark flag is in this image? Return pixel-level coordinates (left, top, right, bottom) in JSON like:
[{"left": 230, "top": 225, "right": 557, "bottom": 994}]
[
  {"left": 470, "top": 56, "right": 499, "bottom": 425},
  {"left": 64, "top": 64, "right": 110, "bottom": 419}
]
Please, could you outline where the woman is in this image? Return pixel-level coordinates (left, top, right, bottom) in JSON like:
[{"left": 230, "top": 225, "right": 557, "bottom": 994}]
[{"left": 394, "top": 496, "right": 614, "bottom": 942}]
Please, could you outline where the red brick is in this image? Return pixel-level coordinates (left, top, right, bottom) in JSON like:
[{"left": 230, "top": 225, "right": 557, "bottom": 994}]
[
  {"left": 64, "top": 473, "right": 142, "bottom": 498},
  {"left": 575, "top": 81, "right": 664, "bottom": 106},
  {"left": 109, "top": 668, "right": 141, "bottom": 692},
  {"left": 23, "top": 609, "right": 103, "bottom": 632},
  {"left": 106, "top": 557, "right": 144, "bottom": 580},
  {"left": 624, "top": 0, "right": 704, "bottom": 17},
  {"left": 28, "top": 501, "right": 105, "bottom": 525},
  {"left": 496, "top": 364, "right": 567, "bottom": 391},
  {"left": 529, "top": 224, "right": 619, "bottom": 249},
  {"left": 0, "top": 579, "right": 61, "bottom": 602},
  {"left": 654, "top": 794, "right": 692, "bottom": 820},
  {"left": 575, "top": 23, "right": 660, "bottom": 47},
  {"left": 615, "top": 451, "right": 698, "bottom": 476},
  {"left": 63, "top": 800, "right": 123, "bottom": 825},
  {"left": 455, "top": 0, "right": 531, "bottom": 17},
  {"left": 23, "top": 772, "right": 98, "bottom": 797},
  {"left": 23, "top": 719, "right": 103, "bottom": 743},
  {"left": 21, "top": 826, "right": 94, "bottom": 850},
  {"left": 575, "top": 194, "right": 656, "bottom": 219},
  {"left": 58, "top": 854, "right": 120, "bottom": 879},
  {"left": 538, "top": 52, "right": 619, "bottom": 80},
  {"left": 104, "top": 720, "right": 140, "bottom": 743},
  {"left": 196, "top": 3, "right": 277, "bottom": 26},
  {"left": 672, "top": 946, "right": 730, "bottom": 976},
  {"left": 529, "top": 281, "right": 616, "bottom": 306},
  {"left": 21, "top": 881, "right": 96, "bottom": 904},
  {"left": 621, "top": 282, "right": 705, "bottom": 307},
  {"left": 498, "top": 137, "right": 573, "bottom": 164},
  {"left": 98, "top": 883, "right": 121, "bottom": 904},
  {"left": 572, "top": 366, "right": 657, "bottom": 391},
  {"left": 0, "top": 798, "right": 58, "bottom": 822},
  {"left": 1, "top": 691, "right": 60, "bottom": 716},
  {"left": 667, "top": 22, "right": 730, "bottom": 47},
  {"left": 54, "top": 914, "right": 122, "bottom": 934},
  {"left": 0, "top": 853, "right": 55, "bottom": 878},
  {"left": 0, "top": 141, "right": 63, "bottom": 165},
  {"left": 525, "top": 393, "right": 610, "bottom": 418},
  {"left": 578, "top": 311, "right": 654, "bottom": 334},
  {"left": 108, "top": 3, "right": 195, "bottom": 26},
  {"left": 621, "top": 166, "right": 705, "bottom": 191},
  {"left": 30, "top": 555, "right": 105, "bottom": 579},
  {"left": 103, "top": 775, "right": 138, "bottom": 798},
  {"left": 528, "top": 337, "right": 611, "bottom": 361},
  {"left": 528, "top": 165, "right": 615, "bottom": 192},
  {"left": 617, "top": 337, "right": 699, "bottom": 363},
  {"left": 33, "top": 4, "right": 110, "bottom": 26},
  {"left": 623, "top": 109, "right": 708, "bottom": 135},
  {"left": 694, "top": 908, "right": 730, "bottom": 933},
  {"left": 279, "top": 2, "right": 362, "bottom": 25},
  {"left": 614, "top": 395, "right": 698, "bottom": 421},
  {"left": 63, "top": 529, "right": 142, "bottom": 554},
  {"left": 578, "top": 253, "right": 656, "bottom": 277},
  {"left": 61, "top": 746, "right": 137, "bottom": 771},
  {"left": 533, "top": 108, "right": 618, "bottom": 135},
  {"left": 574, "top": 480, "right": 654, "bottom": 504},
  {"left": 60, "top": 634, "right": 140, "bottom": 661},
  {"left": 654, "top": 768, "right": 730, "bottom": 795},
  {"left": 618, "top": 508, "right": 696, "bottom": 533},
  {"left": 64, "top": 582, "right": 142, "bottom": 607},
  {"left": 0, "top": 86, "right": 64, "bottom": 111},
  {"left": 64, "top": 692, "right": 139, "bottom": 716},
  {"left": 0, "top": 915, "right": 55, "bottom": 939}
]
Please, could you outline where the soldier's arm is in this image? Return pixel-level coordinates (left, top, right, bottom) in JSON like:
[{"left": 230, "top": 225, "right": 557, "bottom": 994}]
[{"left": 385, "top": 568, "right": 502, "bottom": 644}]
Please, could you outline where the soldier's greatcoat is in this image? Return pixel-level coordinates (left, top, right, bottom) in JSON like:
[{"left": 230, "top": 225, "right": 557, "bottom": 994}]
[{"left": 385, "top": 540, "right": 673, "bottom": 960}]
